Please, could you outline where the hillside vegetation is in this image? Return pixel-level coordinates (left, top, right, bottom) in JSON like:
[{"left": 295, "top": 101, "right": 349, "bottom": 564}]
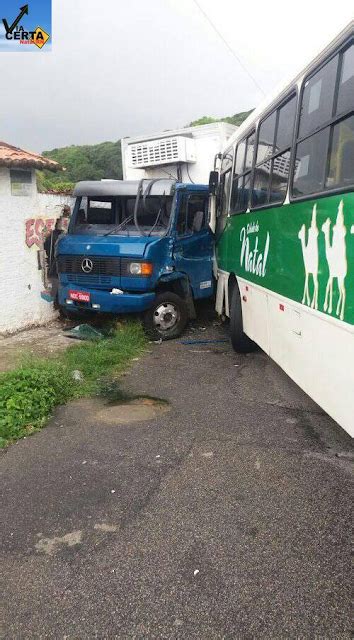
[
  {"left": 38, "top": 110, "right": 252, "bottom": 192},
  {"left": 187, "top": 110, "right": 253, "bottom": 127}
]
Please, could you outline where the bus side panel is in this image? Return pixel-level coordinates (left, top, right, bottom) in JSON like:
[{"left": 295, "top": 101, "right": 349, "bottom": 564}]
[
  {"left": 216, "top": 191, "right": 354, "bottom": 435},
  {"left": 238, "top": 279, "right": 270, "bottom": 353},
  {"left": 238, "top": 277, "right": 354, "bottom": 435},
  {"left": 267, "top": 296, "right": 354, "bottom": 437}
]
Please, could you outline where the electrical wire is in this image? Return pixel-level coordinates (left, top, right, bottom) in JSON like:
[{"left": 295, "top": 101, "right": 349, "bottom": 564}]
[
  {"left": 185, "top": 164, "right": 195, "bottom": 184},
  {"left": 191, "top": 0, "right": 266, "bottom": 97}
]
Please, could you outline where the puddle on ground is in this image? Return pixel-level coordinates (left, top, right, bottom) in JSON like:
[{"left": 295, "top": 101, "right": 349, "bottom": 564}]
[{"left": 62, "top": 396, "right": 170, "bottom": 427}]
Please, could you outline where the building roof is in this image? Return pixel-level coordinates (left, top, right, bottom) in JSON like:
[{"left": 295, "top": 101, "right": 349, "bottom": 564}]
[{"left": 0, "top": 141, "right": 62, "bottom": 172}]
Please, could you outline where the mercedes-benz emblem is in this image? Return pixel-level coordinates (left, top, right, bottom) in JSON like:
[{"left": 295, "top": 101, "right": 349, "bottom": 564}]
[{"left": 81, "top": 258, "right": 93, "bottom": 273}]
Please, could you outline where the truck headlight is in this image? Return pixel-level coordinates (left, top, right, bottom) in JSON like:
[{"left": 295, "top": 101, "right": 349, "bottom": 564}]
[{"left": 128, "top": 262, "right": 153, "bottom": 276}]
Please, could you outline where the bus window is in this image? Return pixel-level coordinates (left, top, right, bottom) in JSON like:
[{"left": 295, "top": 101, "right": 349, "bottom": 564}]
[
  {"left": 252, "top": 163, "right": 271, "bottom": 206},
  {"left": 275, "top": 96, "right": 297, "bottom": 152},
  {"left": 269, "top": 150, "right": 291, "bottom": 203},
  {"left": 234, "top": 140, "right": 246, "bottom": 175},
  {"left": 244, "top": 132, "right": 255, "bottom": 171},
  {"left": 256, "top": 111, "right": 276, "bottom": 164},
  {"left": 336, "top": 44, "right": 354, "bottom": 116},
  {"left": 219, "top": 150, "right": 233, "bottom": 218},
  {"left": 252, "top": 94, "right": 296, "bottom": 208},
  {"left": 326, "top": 115, "right": 354, "bottom": 189},
  {"left": 230, "top": 132, "right": 254, "bottom": 214},
  {"left": 292, "top": 39, "right": 354, "bottom": 199},
  {"left": 221, "top": 170, "right": 232, "bottom": 215},
  {"left": 298, "top": 55, "right": 338, "bottom": 139},
  {"left": 293, "top": 128, "right": 329, "bottom": 196}
]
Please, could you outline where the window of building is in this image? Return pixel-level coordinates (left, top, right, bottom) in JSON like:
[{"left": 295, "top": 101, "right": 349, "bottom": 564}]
[
  {"left": 10, "top": 169, "right": 32, "bottom": 196},
  {"left": 292, "top": 39, "right": 354, "bottom": 198},
  {"left": 252, "top": 93, "right": 296, "bottom": 208}
]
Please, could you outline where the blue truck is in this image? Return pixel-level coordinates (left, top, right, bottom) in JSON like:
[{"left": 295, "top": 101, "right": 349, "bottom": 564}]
[{"left": 57, "top": 178, "right": 215, "bottom": 339}]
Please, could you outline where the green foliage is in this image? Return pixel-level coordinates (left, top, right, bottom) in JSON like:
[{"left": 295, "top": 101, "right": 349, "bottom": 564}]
[
  {"left": 36, "top": 111, "right": 253, "bottom": 193},
  {"left": 37, "top": 140, "right": 123, "bottom": 193},
  {"left": 64, "top": 321, "right": 147, "bottom": 396},
  {"left": 187, "top": 116, "right": 219, "bottom": 127},
  {"left": 188, "top": 110, "right": 253, "bottom": 128},
  {"left": 36, "top": 172, "right": 75, "bottom": 194},
  {"left": 0, "top": 363, "right": 73, "bottom": 446},
  {"left": 0, "top": 322, "right": 146, "bottom": 448}
]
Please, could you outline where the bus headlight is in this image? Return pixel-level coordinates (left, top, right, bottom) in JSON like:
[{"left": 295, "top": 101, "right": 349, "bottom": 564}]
[{"left": 128, "top": 262, "right": 153, "bottom": 276}]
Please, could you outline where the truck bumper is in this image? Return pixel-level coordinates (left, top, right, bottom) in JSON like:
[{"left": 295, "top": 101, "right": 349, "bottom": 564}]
[{"left": 59, "top": 286, "right": 156, "bottom": 314}]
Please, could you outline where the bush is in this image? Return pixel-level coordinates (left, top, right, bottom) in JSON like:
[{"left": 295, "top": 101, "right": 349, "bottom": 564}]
[{"left": 0, "top": 363, "right": 73, "bottom": 446}]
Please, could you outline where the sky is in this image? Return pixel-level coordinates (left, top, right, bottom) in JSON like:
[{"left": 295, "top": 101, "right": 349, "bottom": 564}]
[{"left": 0, "top": 0, "right": 353, "bottom": 152}]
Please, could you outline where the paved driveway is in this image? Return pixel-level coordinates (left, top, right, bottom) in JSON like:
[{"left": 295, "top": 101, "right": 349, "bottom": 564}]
[{"left": 1, "top": 316, "right": 352, "bottom": 638}]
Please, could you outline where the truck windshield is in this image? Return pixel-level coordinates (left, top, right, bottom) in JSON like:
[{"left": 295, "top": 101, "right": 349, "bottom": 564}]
[{"left": 71, "top": 195, "right": 172, "bottom": 236}]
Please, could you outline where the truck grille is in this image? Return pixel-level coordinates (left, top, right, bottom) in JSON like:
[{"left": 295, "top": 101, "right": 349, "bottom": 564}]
[
  {"left": 57, "top": 255, "right": 121, "bottom": 277},
  {"left": 57, "top": 255, "right": 136, "bottom": 287}
]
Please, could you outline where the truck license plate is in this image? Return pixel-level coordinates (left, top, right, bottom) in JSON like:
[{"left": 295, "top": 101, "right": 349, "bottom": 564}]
[{"left": 69, "top": 290, "right": 90, "bottom": 303}]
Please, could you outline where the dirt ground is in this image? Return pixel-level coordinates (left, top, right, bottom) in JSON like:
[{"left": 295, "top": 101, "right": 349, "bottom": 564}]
[{"left": 0, "top": 320, "right": 74, "bottom": 372}]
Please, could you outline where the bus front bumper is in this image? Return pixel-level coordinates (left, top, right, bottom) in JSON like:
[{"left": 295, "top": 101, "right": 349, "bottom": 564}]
[{"left": 58, "top": 286, "right": 156, "bottom": 314}]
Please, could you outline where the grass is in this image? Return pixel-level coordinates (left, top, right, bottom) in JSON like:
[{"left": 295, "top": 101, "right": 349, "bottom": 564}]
[{"left": 0, "top": 321, "right": 147, "bottom": 448}]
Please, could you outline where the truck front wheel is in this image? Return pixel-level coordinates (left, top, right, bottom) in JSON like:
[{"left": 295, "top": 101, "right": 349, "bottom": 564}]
[{"left": 143, "top": 292, "right": 188, "bottom": 340}]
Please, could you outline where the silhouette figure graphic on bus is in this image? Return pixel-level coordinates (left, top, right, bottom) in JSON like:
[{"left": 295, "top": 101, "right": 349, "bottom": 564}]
[
  {"left": 298, "top": 204, "right": 319, "bottom": 310},
  {"left": 321, "top": 200, "right": 347, "bottom": 321}
]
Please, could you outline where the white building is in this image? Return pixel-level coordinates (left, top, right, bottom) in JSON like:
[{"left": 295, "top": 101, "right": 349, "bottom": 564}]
[
  {"left": 122, "top": 122, "right": 237, "bottom": 184},
  {"left": 0, "top": 142, "right": 74, "bottom": 335}
]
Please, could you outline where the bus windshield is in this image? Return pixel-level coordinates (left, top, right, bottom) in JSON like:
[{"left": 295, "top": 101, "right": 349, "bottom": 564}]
[{"left": 71, "top": 195, "right": 173, "bottom": 236}]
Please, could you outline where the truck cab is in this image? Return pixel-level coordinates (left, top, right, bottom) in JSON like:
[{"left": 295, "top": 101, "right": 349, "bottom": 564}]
[{"left": 57, "top": 178, "right": 214, "bottom": 338}]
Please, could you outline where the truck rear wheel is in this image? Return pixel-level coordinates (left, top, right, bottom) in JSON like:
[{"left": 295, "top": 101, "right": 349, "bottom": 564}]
[
  {"left": 229, "top": 283, "right": 256, "bottom": 353},
  {"left": 143, "top": 292, "right": 188, "bottom": 340}
]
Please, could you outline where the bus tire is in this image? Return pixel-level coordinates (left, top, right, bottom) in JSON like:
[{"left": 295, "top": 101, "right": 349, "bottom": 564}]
[
  {"left": 229, "top": 283, "right": 256, "bottom": 353},
  {"left": 143, "top": 292, "right": 188, "bottom": 340}
]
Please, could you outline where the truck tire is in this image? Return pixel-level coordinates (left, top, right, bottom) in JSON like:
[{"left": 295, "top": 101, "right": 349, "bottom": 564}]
[
  {"left": 143, "top": 292, "right": 188, "bottom": 340},
  {"left": 229, "top": 282, "right": 256, "bottom": 353}
]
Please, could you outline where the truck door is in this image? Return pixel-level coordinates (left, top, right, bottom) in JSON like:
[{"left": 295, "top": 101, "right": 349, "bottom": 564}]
[{"left": 173, "top": 191, "right": 214, "bottom": 299}]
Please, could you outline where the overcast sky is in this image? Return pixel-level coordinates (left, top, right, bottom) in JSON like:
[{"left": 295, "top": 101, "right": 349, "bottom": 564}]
[{"left": 0, "top": 0, "right": 353, "bottom": 152}]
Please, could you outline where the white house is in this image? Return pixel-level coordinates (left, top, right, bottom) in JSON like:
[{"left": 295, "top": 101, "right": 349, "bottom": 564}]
[{"left": 0, "top": 142, "right": 74, "bottom": 335}]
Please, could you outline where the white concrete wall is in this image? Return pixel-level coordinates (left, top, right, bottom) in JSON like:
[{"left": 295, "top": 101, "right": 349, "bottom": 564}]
[{"left": 0, "top": 167, "right": 74, "bottom": 335}]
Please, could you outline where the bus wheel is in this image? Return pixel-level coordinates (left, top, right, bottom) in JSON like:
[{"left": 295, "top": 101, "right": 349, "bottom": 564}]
[
  {"left": 229, "top": 284, "right": 256, "bottom": 353},
  {"left": 143, "top": 292, "right": 188, "bottom": 340}
]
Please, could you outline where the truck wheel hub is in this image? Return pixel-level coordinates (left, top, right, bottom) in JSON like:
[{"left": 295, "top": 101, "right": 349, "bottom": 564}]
[{"left": 153, "top": 303, "right": 179, "bottom": 331}]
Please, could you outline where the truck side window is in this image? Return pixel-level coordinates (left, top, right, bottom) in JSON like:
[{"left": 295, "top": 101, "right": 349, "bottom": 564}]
[{"left": 177, "top": 194, "right": 208, "bottom": 236}]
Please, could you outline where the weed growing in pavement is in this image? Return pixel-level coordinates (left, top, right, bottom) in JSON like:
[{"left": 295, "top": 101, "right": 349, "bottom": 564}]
[{"left": 0, "top": 321, "right": 146, "bottom": 448}]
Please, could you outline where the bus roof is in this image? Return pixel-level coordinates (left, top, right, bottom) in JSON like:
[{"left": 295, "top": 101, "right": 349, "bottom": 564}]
[{"left": 223, "top": 20, "right": 354, "bottom": 154}]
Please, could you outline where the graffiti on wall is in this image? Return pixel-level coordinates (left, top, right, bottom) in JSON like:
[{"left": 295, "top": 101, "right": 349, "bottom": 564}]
[{"left": 25, "top": 216, "right": 69, "bottom": 248}]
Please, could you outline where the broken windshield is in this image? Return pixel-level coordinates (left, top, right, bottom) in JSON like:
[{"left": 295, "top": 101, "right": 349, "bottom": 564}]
[{"left": 71, "top": 195, "right": 173, "bottom": 236}]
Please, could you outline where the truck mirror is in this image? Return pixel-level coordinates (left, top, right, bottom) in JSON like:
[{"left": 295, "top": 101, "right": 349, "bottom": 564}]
[{"left": 209, "top": 171, "right": 219, "bottom": 195}]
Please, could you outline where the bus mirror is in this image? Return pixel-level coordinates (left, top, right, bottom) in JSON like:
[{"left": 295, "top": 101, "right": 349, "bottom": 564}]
[{"left": 209, "top": 171, "right": 219, "bottom": 195}]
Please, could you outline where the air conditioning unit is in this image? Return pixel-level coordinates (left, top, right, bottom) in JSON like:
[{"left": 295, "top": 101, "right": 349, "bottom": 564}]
[{"left": 127, "top": 136, "right": 197, "bottom": 169}]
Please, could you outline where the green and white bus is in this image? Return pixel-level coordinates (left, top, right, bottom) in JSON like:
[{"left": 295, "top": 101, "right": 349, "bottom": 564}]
[{"left": 212, "top": 22, "right": 354, "bottom": 436}]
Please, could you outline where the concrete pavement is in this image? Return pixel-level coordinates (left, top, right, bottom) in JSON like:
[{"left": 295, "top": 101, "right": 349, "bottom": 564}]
[{"left": 1, "top": 316, "right": 352, "bottom": 638}]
